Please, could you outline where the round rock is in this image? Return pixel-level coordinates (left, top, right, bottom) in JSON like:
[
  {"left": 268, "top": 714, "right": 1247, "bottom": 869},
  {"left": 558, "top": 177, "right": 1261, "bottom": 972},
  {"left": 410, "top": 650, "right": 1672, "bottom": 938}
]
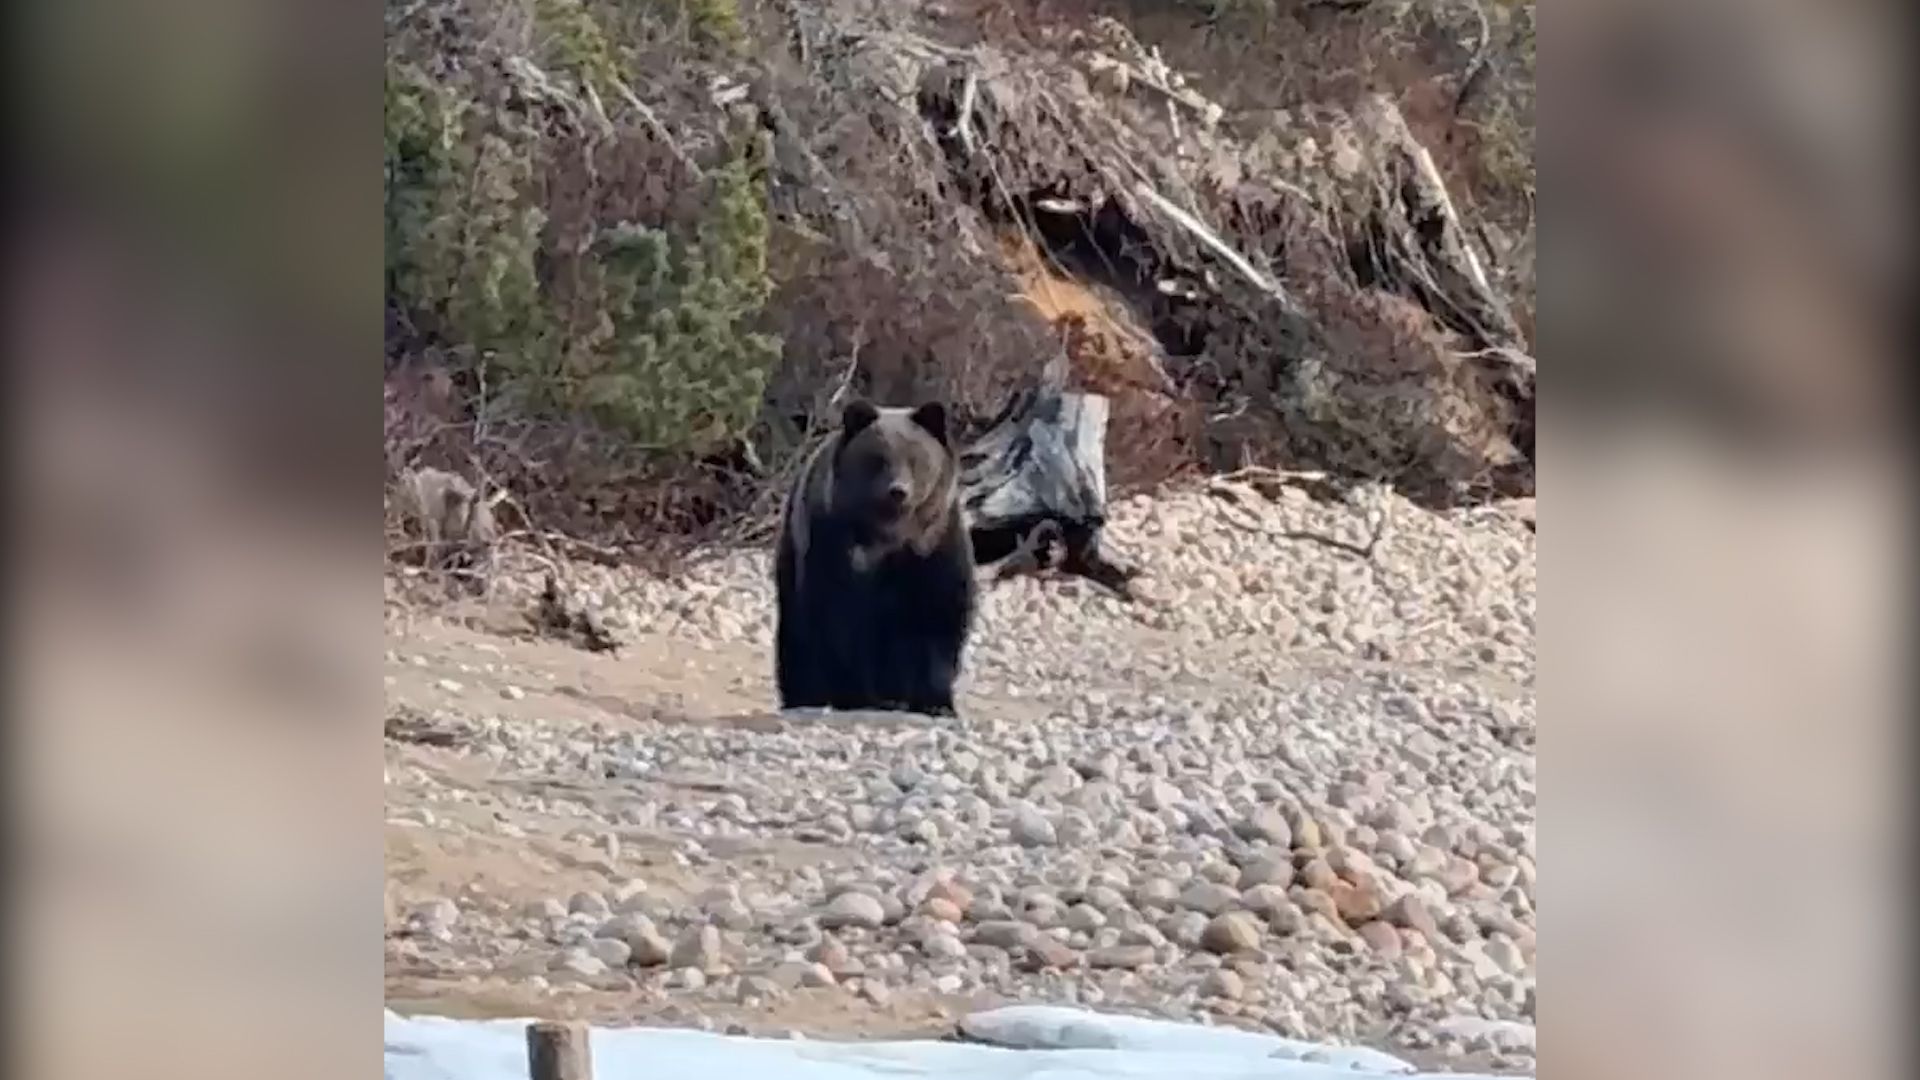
[{"left": 1200, "top": 912, "right": 1263, "bottom": 954}]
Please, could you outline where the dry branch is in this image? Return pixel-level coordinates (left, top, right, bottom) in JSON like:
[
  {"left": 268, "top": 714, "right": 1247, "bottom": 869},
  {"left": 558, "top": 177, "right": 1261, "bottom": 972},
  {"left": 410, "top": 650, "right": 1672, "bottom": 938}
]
[
  {"left": 1084, "top": 53, "right": 1222, "bottom": 129},
  {"left": 955, "top": 68, "right": 980, "bottom": 156},
  {"left": 533, "top": 573, "right": 623, "bottom": 654},
  {"left": 1131, "top": 183, "right": 1293, "bottom": 309},
  {"left": 1352, "top": 95, "right": 1523, "bottom": 351}
]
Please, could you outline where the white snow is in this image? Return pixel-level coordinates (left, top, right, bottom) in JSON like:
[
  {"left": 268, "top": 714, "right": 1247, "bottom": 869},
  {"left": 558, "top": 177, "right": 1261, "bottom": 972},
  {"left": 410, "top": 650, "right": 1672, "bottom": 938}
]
[
  {"left": 958, "top": 1006, "right": 1421, "bottom": 1071},
  {"left": 385, "top": 1005, "right": 1531, "bottom": 1080}
]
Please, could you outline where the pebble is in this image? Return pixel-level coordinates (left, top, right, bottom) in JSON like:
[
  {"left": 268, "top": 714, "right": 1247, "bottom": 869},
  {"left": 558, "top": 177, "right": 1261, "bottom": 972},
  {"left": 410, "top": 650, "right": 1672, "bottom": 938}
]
[
  {"left": 1011, "top": 805, "right": 1058, "bottom": 847},
  {"left": 1200, "top": 968, "right": 1246, "bottom": 999},
  {"left": 1357, "top": 921, "right": 1404, "bottom": 958},
  {"left": 820, "top": 892, "right": 887, "bottom": 930},
  {"left": 1177, "top": 882, "right": 1240, "bottom": 917},
  {"left": 1200, "top": 912, "right": 1263, "bottom": 954},
  {"left": 922, "top": 934, "right": 969, "bottom": 962},
  {"left": 1064, "top": 904, "right": 1108, "bottom": 932},
  {"left": 1088, "top": 944, "right": 1158, "bottom": 969},
  {"left": 1329, "top": 880, "right": 1384, "bottom": 924},
  {"left": 1299, "top": 858, "right": 1338, "bottom": 891},
  {"left": 920, "top": 898, "right": 963, "bottom": 924},
  {"left": 1166, "top": 911, "right": 1210, "bottom": 948},
  {"left": 1385, "top": 895, "right": 1442, "bottom": 941},
  {"left": 1237, "top": 854, "right": 1294, "bottom": 890},
  {"left": 1293, "top": 817, "right": 1324, "bottom": 851},
  {"left": 1136, "top": 879, "right": 1180, "bottom": 910},
  {"left": 550, "top": 951, "right": 606, "bottom": 978},
  {"left": 973, "top": 921, "right": 1033, "bottom": 949},
  {"left": 628, "top": 926, "right": 673, "bottom": 967},
  {"left": 1239, "top": 883, "right": 1292, "bottom": 916},
  {"left": 1484, "top": 937, "right": 1526, "bottom": 974},
  {"left": 1020, "top": 935, "right": 1079, "bottom": 970},
  {"left": 588, "top": 937, "right": 632, "bottom": 967},
  {"left": 1234, "top": 808, "right": 1292, "bottom": 846},
  {"left": 567, "top": 891, "right": 610, "bottom": 917},
  {"left": 410, "top": 898, "right": 459, "bottom": 927},
  {"left": 807, "top": 937, "right": 852, "bottom": 972},
  {"left": 673, "top": 966, "right": 708, "bottom": 990},
  {"left": 670, "top": 925, "right": 722, "bottom": 972},
  {"left": 1143, "top": 779, "right": 1184, "bottom": 812}
]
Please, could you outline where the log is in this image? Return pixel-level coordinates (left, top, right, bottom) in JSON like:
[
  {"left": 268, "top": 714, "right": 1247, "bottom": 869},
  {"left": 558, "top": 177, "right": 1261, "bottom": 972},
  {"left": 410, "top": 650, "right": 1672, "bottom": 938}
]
[
  {"left": 527, "top": 1020, "right": 593, "bottom": 1080},
  {"left": 958, "top": 387, "right": 1138, "bottom": 596}
]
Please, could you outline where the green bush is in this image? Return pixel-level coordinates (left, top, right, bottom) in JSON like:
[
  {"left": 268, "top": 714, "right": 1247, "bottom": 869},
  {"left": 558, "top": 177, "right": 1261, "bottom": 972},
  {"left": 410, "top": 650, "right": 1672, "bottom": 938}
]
[
  {"left": 676, "top": 0, "right": 748, "bottom": 56},
  {"left": 385, "top": 63, "right": 554, "bottom": 389},
  {"left": 384, "top": 4, "right": 780, "bottom": 457},
  {"left": 574, "top": 142, "right": 781, "bottom": 452},
  {"left": 536, "top": 0, "right": 629, "bottom": 104}
]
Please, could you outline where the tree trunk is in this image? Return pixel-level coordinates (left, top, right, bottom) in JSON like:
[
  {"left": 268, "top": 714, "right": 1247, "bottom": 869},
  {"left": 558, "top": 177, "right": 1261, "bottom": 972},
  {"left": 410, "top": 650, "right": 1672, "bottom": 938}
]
[{"left": 959, "top": 387, "right": 1138, "bottom": 596}]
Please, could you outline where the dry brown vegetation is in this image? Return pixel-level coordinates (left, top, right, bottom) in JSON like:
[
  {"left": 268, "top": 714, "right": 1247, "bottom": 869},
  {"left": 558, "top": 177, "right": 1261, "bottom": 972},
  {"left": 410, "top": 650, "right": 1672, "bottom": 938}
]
[{"left": 384, "top": 0, "right": 1534, "bottom": 556}]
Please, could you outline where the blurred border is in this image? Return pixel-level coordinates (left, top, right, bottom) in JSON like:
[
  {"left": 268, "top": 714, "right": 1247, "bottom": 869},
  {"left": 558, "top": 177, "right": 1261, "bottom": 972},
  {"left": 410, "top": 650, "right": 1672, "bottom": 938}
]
[
  {"left": 10, "top": 1, "right": 378, "bottom": 1078},
  {"left": 1548, "top": 1, "right": 1907, "bottom": 1078}
]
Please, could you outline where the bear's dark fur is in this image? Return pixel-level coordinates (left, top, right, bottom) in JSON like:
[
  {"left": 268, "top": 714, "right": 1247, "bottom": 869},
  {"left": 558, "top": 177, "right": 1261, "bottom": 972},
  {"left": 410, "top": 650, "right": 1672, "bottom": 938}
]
[{"left": 773, "top": 398, "right": 977, "bottom": 716}]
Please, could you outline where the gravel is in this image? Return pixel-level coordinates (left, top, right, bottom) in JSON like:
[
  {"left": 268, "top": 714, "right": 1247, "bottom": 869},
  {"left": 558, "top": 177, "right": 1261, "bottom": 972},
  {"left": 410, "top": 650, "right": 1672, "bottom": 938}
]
[{"left": 385, "top": 484, "right": 1535, "bottom": 1071}]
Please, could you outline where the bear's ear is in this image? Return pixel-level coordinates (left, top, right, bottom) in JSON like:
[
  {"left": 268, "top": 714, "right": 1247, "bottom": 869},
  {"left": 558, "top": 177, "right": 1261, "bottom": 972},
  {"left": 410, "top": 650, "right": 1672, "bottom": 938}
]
[
  {"left": 908, "top": 401, "right": 949, "bottom": 444},
  {"left": 841, "top": 399, "right": 879, "bottom": 436}
]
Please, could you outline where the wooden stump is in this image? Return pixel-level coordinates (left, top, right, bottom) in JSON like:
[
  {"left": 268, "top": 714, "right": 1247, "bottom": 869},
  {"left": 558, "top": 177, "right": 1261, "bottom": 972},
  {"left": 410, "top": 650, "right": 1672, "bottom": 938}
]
[
  {"left": 959, "top": 387, "right": 1137, "bottom": 595},
  {"left": 527, "top": 1020, "right": 593, "bottom": 1080}
]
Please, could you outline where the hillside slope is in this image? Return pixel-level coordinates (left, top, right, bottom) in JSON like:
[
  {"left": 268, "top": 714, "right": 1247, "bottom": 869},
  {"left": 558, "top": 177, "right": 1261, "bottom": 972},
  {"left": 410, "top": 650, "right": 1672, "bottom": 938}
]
[{"left": 384, "top": 0, "right": 1535, "bottom": 542}]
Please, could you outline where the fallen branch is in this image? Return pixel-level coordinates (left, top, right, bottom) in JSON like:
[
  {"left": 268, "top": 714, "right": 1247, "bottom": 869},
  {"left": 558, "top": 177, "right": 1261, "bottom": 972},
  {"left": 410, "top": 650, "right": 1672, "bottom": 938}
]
[
  {"left": 1452, "top": 346, "right": 1537, "bottom": 376},
  {"left": 1131, "top": 183, "right": 1293, "bottom": 308},
  {"left": 955, "top": 68, "right": 979, "bottom": 156},
  {"left": 1090, "top": 53, "right": 1222, "bottom": 131},
  {"left": 1207, "top": 467, "right": 1350, "bottom": 504},
  {"left": 615, "top": 82, "right": 703, "bottom": 178},
  {"left": 1451, "top": 0, "right": 1495, "bottom": 118},
  {"left": 1352, "top": 95, "right": 1523, "bottom": 351},
  {"left": 495, "top": 528, "right": 624, "bottom": 566},
  {"left": 533, "top": 573, "right": 623, "bottom": 655},
  {"left": 1408, "top": 140, "right": 1490, "bottom": 294},
  {"left": 1282, "top": 528, "right": 1379, "bottom": 561},
  {"left": 1206, "top": 479, "right": 1385, "bottom": 561}
]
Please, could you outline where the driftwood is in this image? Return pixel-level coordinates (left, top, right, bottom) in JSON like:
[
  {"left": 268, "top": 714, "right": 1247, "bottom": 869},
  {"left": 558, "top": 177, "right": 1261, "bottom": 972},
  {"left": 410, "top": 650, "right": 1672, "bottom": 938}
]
[
  {"left": 531, "top": 573, "right": 623, "bottom": 655},
  {"left": 959, "top": 387, "right": 1137, "bottom": 596}
]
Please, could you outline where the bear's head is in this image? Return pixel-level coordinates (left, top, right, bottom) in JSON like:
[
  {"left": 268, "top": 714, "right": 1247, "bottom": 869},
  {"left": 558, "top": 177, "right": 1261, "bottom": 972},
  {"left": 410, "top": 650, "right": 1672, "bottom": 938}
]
[{"left": 832, "top": 398, "right": 959, "bottom": 547}]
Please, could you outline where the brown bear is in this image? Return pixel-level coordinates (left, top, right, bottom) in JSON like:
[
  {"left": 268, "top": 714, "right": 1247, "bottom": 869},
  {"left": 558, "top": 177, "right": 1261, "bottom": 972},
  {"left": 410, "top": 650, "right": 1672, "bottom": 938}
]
[{"left": 773, "top": 398, "right": 977, "bottom": 716}]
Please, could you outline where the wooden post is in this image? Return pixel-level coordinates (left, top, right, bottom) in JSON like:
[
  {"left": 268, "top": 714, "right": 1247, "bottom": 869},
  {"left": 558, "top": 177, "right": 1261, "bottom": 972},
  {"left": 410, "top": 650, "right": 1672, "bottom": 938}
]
[{"left": 527, "top": 1020, "right": 593, "bottom": 1080}]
